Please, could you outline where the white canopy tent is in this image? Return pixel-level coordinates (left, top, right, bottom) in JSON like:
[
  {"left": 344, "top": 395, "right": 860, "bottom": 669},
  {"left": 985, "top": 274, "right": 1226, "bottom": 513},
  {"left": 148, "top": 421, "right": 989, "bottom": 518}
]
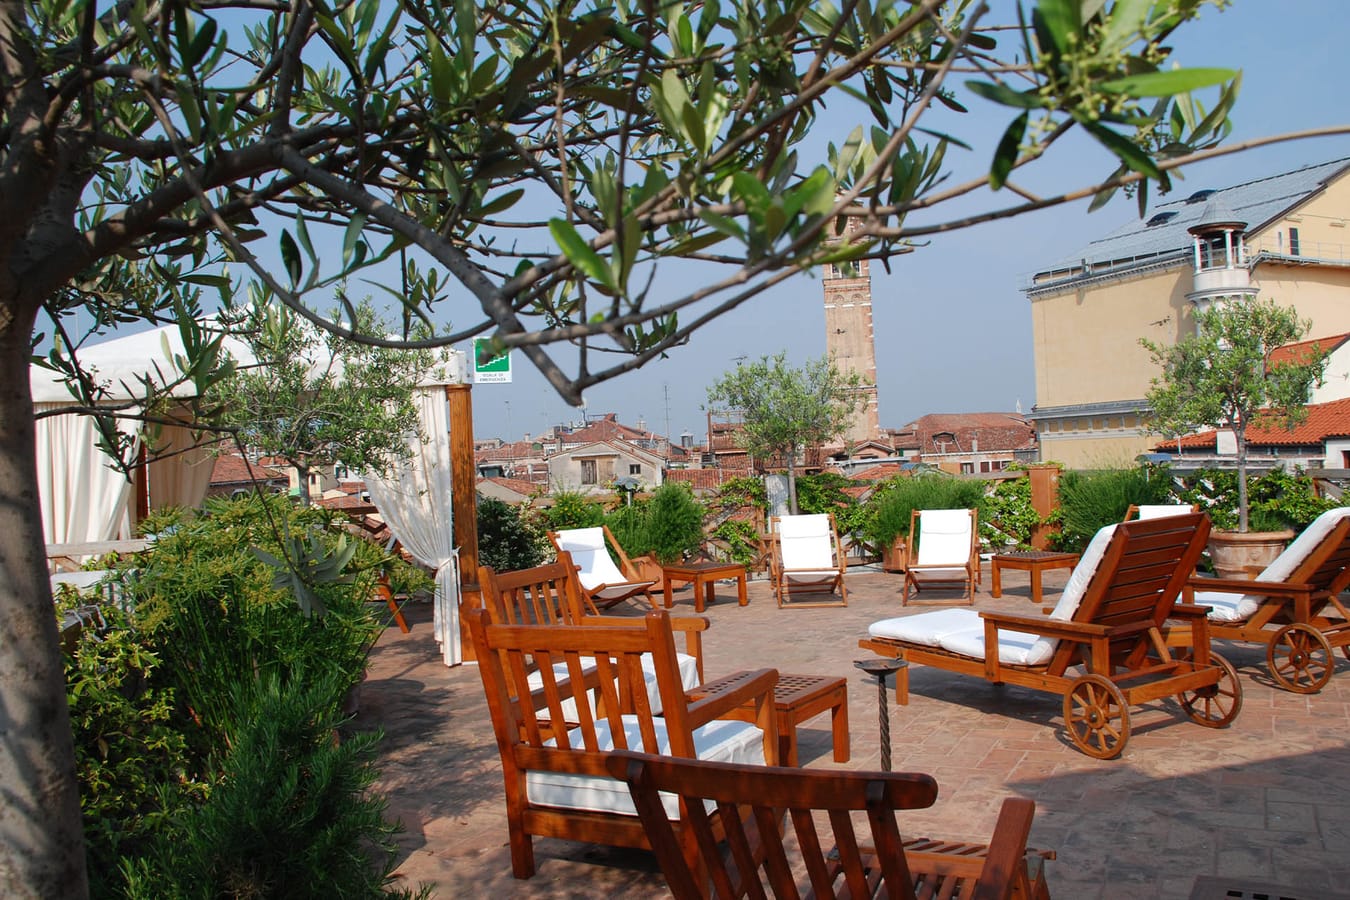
[
  {"left": 31, "top": 321, "right": 255, "bottom": 547},
  {"left": 31, "top": 321, "right": 472, "bottom": 664}
]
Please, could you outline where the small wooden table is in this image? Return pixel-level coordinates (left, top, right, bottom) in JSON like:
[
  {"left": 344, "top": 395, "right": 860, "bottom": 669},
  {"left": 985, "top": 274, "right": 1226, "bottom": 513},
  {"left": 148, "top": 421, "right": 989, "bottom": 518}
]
[
  {"left": 690, "top": 672, "right": 849, "bottom": 767},
  {"left": 990, "top": 551, "right": 1080, "bottom": 606},
  {"left": 662, "top": 561, "right": 748, "bottom": 613}
]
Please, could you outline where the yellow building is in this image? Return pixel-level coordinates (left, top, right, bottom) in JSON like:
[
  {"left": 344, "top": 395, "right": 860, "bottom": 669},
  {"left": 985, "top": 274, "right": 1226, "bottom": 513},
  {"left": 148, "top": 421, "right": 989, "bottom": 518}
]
[{"left": 1026, "top": 158, "right": 1350, "bottom": 467}]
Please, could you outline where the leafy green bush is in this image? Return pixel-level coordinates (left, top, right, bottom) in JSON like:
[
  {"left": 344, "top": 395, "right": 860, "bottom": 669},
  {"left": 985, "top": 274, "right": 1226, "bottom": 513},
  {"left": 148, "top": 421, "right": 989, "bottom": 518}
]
[
  {"left": 70, "top": 495, "right": 419, "bottom": 897},
  {"left": 983, "top": 476, "right": 1040, "bottom": 550},
  {"left": 711, "top": 475, "right": 766, "bottom": 512},
  {"left": 795, "top": 473, "right": 864, "bottom": 536},
  {"left": 863, "top": 475, "right": 986, "bottom": 548},
  {"left": 477, "top": 496, "right": 546, "bottom": 573},
  {"left": 644, "top": 482, "right": 706, "bottom": 564},
  {"left": 709, "top": 517, "right": 761, "bottom": 566},
  {"left": 543, "top": 490, "right": 606, "bottom": 530},
  {"left": 1179, "top": 465, "right": 1339, "bottom": 532},
  {"left": 603, "top": 501, "right": 652, "bottom": 558},
  {"left": 1052, "top": 465, "right": 1172, "bottom": 552},
  {"left": 122, "top": 673, "right": 423, "bottom": 899}
]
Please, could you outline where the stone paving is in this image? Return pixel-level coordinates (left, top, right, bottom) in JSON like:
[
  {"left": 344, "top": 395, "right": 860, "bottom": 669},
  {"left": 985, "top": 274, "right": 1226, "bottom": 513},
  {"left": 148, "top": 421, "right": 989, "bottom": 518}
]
[{"left": 360, "top": 565, "right": 1350, "bottom": 899}]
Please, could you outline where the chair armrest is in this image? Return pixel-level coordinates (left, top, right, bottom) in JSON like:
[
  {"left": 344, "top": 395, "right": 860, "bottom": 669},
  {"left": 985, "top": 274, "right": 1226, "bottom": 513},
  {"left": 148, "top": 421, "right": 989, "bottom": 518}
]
[
  {"left": 979, "top": 610, "right": 1111, "bottom": 639},
  {"left": 1170, "top": 603, "right": 1213, "bottom": 620},
  {"left": 1186, "top": 576, "right": 1315, "bottom": 596},
  {"left": 971, "top": 798, "right": 1037, "bottom": 900},
  {"left": 686, "top": 668, "right": 778, "bottom": 728}
]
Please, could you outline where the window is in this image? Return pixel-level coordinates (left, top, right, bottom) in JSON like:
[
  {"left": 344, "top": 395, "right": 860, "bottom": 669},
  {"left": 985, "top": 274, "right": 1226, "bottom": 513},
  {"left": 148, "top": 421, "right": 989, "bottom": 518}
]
[
  {"left": 1289, "top": 226, "right": 1301, "bottom": 256},
  {"left": 580, "top": 459, "right": 597, "bottom": 485},
  {"left": 629, "top": 464, "right": 641, "bottom": 475},
  {"left": 960, "top": 462, "right": 974, "bottom": 474}
]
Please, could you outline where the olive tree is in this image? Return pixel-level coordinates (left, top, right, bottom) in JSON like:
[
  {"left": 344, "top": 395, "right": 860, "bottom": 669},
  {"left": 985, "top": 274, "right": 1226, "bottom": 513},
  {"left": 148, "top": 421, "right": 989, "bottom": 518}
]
[
  {"left": 0, "top": 0, "right": 1323, "bottom": 892},
  {"left": 1142, "top": 296, "right": 1328, "bottom": 532},
  {"left": 707, "top": 353, "right": 863, "bottom": 513}
]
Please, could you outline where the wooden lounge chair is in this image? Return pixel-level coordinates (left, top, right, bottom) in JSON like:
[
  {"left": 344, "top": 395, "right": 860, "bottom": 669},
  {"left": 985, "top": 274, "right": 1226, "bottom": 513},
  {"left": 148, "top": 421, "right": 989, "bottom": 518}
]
[
  {"left": 1171, "top": 506, "right": 1350, "bottom": 693},
  {"left": 860, "top": 513, "right": 1242, "bottom": 758},
  {"left": 549, "top": 525, "right": 659, "bottom": 610},
  {"left": 769, "top": 513, "right": 848, "bottom": 607},
  {"left": 607, "top": 751, "right": 1055, "bottom": 900},
  {"left": 478, "top": 554, "right": 708, "bottom": 717},
  {"left": 903, "top": 508, "right": 980, "bottom": 605},
  {"left": 467, "top": 607, "right": 779, "bottom": 879}
]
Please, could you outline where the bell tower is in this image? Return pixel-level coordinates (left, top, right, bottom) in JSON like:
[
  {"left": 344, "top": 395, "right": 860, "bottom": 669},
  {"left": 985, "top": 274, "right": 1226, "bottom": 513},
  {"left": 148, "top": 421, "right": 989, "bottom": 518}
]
[{"left": 822, "top": 219, "right": 880, "bottom": 444}]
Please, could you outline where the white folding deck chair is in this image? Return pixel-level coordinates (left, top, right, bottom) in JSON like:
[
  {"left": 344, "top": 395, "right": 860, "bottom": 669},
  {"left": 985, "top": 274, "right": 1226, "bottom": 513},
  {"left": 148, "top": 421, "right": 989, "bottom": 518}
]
[
  {"left": 903, "top": 508, "right": 979, "bottom": 605},
  {"left": 770, "top": 513, "right": 847, "bottom": 607},
  {"left": 549, "top": 525, "right": 658, "bottom": 610}
]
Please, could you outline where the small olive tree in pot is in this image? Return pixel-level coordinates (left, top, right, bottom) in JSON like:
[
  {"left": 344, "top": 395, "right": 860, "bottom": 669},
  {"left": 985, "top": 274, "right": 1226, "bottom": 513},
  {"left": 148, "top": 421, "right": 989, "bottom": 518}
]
[{"left": 1141, "top": 296, "right": 1328, "bottom": 562}]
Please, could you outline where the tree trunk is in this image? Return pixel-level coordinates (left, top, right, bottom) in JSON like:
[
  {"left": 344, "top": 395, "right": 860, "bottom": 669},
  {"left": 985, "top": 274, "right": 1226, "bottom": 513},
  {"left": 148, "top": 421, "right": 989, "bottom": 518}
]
[
  {"left": 786, "top": 448, "right": 799, "bottom": 515},
  {"left": 0, "top": 302, "right": 90, "bottom": 897},
  {"left": 1235, "top": 424, "right": 1249, "bottom": 533},
  {"left": 296, "top": 462, "right": 313, "bottom": 506}
]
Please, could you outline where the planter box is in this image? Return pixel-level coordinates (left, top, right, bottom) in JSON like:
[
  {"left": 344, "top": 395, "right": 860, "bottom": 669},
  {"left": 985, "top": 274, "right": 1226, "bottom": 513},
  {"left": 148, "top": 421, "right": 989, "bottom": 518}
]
[{"left": 880, "top": 537, "right": 909, "bottom": 573}]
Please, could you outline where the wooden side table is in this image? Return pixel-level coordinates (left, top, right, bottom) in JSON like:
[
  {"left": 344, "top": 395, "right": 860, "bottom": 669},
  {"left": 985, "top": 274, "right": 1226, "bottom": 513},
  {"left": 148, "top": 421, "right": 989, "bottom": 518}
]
[
  {"left": 689, "top": 671, "right": 849, "bottom": 767},
  {"left": 990, "top": 551, "right": 1080, "bottom": 606},
  {"left": 662, "top": 561, "right": 748, "bottom": 613}
]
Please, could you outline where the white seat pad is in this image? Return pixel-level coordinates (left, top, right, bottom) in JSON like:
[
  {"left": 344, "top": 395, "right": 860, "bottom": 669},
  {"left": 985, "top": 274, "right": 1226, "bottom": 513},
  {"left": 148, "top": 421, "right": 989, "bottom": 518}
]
[
  {"left": 868, "top": 608, "right": 981, "bottom": 646},
  {"left": 527, "top": 716, "right": 765, "bottom": 818}
]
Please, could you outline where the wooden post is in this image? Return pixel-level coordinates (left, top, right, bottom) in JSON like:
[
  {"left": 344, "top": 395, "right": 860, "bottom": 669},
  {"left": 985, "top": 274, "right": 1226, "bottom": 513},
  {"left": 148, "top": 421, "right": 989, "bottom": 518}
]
[
  {"left": 446, "top": 383, "right": 481, "bottom": 662},
  {"left": 1027, "top": 463, "right": 1062, "bottom": 550}
]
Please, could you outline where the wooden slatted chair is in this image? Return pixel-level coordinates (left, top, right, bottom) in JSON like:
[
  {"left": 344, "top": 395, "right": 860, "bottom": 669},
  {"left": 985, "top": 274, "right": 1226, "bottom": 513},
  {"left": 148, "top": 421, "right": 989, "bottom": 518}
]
[
  {"left": 549, "top": 525, "right": 660, "bottom": 610},
  {"left": 478, "top": 553, "right": 708, "bottom": 717},
  {"left": 607, "top": 751, "right": 1054, "bottom": 900},
  {"left": 903, "top": 508, "right": 981, "bottom": 605},
  {"left": 1172, "top": 506, "right": 1350, "bottom": 693},
  {"left": 467, "top": 607, "right": 779, "bottom": 879},
  {"left": 769, "top": 513, "right": 848, "bottom": 608},
  {"left": 860, "top": 513, "right": 1243, "bottom": 758}
]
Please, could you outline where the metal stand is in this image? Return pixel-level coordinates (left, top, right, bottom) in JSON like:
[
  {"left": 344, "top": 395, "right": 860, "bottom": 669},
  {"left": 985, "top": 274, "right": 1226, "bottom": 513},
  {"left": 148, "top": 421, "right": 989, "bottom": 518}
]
[{"left": 853, "top": 658, "right": 906, "bottom": 771}]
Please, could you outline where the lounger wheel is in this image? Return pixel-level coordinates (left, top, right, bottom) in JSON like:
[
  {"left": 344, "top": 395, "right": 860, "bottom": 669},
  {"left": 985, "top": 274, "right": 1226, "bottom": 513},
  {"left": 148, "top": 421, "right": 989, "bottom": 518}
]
[
  {"left": 1063, "top": 675, "right": 1130, "bottom": 759},
  {"left": 1267, "top": 624, "right": 1333, "bottom": 693},
  {"left": 1178, "top": 652, "right": 1242, "bottom": 727}
]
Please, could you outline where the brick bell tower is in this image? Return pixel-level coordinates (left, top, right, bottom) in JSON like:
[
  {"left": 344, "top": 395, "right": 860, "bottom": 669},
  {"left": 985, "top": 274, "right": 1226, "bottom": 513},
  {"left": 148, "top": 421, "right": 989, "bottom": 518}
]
[{"left": 822, "top": 218, "right": 880, "bottom": 444}]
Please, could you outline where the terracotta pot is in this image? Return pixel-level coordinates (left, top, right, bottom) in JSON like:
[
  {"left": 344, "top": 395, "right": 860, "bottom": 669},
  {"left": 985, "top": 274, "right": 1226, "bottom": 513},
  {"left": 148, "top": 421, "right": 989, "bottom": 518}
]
[
  {"left": 1206, "top": 529, "right": 1295, "bottom": 580},
  {"left": 880, "top": 536, "right": 909, "bottom": 573}
]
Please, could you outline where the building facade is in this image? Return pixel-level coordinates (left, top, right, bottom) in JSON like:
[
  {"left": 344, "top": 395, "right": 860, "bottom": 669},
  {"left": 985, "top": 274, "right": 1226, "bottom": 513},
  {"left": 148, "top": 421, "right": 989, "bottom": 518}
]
[
  {"left": 1026, "top": 158, "right": 1350, "bottom": 467},
  {"left": 822, "top": 226, "right": 881, "bottom": 444}
]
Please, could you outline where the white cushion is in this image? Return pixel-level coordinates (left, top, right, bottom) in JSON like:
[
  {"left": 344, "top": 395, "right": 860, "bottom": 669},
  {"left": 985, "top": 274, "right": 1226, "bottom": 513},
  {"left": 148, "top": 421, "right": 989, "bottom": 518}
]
[
  {"left": 939, "top": 626, "right": 1056, "bottom": 666},
  {"left": 778, "top": 515, "right": 835, "bottom": 570},
  {"left": 914, "top": 509, "right": 972, "bottom": 566},
  {"left": 526, "top": 716, "right": 766, "bottom": 818},
  {"left": 1194, "top": 507, "right": 1350, "bottom": 623},
  {"left": 868, "top": 608, "right": 981, "bottom": 646},
  {"left": 1048, "top": 523, "right": 1118, "bottom": 621},
  {"left": 554, "top": 527, "right": 629, "bottom": 591},
  {"left": 527, "top": 652, "right": 700, "bottom": 718},
  {"left": 1135, "top": 505, "right": 1194, "bottom": 520}
]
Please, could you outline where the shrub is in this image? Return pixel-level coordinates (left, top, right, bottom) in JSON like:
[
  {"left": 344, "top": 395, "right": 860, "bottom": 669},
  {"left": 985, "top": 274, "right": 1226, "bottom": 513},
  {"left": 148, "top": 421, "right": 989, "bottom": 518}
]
[
  {"left": 983, "top": 476, "right": 1040, "bottom": 550},
  {"left": 542, "top": 490, "right": 606, "bottom": 531},
  {"left": 710, "top": 475, "right": 766, "bottom": 512},
  {"left": 644, "top": 482, "right": 706, "bottom": 564},
  {"left": 76, "top": 495, "right": 417, "bottom": 897},
  {"left": 477, "top": 496, "right": 546, "bottom": 573},
  {"left": 122, "top": 672, "right": 424, "bottom": 899},
  {"left": 709, "top": 517, "right": 761, "bottom": 566},
  {"left": 1179, "top": 465, "right": 1339, "bottom": 532},
  {"left": 1052, "top": 465, "right": 1172, "bottom": 552},
  {"left": 603, "top": 501, "right": 652, "bottom": 558},
  {"left": 795, "top": 473, "right": 864, "bottom": 536},
  {"left": 863, "top": 475, "right": 986, "bottom": 548}
]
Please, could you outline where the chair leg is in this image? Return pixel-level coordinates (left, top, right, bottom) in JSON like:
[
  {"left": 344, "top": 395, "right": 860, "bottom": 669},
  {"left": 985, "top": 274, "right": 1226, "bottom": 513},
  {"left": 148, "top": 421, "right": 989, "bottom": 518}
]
[{"left": 506, "top": 802, "right": 535, "bottom": 878}]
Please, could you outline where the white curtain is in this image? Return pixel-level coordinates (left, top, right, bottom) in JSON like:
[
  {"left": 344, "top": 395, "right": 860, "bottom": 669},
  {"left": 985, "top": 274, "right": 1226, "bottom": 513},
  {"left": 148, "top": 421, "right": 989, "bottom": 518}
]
[
  {"left": 364, "top": 387, "right": 461, "bottom": 665},
  {"left": 147, "top": 420, "right": 215, "bottom": 512},
  {"left": 35, "top": 404, "right": 140, "bottom": 546}
]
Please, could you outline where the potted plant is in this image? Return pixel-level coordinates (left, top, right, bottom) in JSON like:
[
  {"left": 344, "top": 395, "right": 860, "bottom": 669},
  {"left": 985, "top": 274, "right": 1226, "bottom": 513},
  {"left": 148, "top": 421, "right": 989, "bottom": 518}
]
[{"left": 1141, "top": 295, "right": 1329, "bottom": 577}]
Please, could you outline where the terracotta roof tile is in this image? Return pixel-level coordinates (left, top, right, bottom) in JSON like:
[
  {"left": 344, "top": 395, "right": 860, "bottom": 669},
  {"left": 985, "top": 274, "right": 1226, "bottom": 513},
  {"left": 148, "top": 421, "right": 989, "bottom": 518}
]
[
  {"left": 478, "top": 476, "right": 540, "bottom": 497},
  {"left": 1268, "top": 333, "right": 1349, "bottom": 368},
  {"left": 210, "top": 454, "right": 286, "bottom": 485},
  {"left": 1163, "top": 397, "right": 1350, "bottom": 449},
  {"left": 899, "top": 412, "right": 1036, "bottom": 454}
]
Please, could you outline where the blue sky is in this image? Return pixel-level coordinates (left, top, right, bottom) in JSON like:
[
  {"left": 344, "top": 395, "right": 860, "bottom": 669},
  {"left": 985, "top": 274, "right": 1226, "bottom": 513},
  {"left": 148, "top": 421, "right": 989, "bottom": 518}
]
[{"left": 469, "top": 1, "right": 1350, "bottom": 446}]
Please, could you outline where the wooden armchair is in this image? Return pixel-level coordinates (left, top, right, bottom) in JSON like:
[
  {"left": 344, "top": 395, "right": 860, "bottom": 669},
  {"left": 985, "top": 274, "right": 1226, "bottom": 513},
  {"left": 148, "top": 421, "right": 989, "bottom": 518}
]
[
  {"left": 467, "top": 607, "right": 779, "bottom": 879},
  {"left": 607, "top": 751, "right": 1054, "bottom": 899},
  {"left": 549, "top": 525, "right": 660, "bottom": 610},
  {"left": 903, "top": 508, "right": 980, "bottom": 605},
  {"left": 768, "top": 513, "right": 848, "bottom": 607}
]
